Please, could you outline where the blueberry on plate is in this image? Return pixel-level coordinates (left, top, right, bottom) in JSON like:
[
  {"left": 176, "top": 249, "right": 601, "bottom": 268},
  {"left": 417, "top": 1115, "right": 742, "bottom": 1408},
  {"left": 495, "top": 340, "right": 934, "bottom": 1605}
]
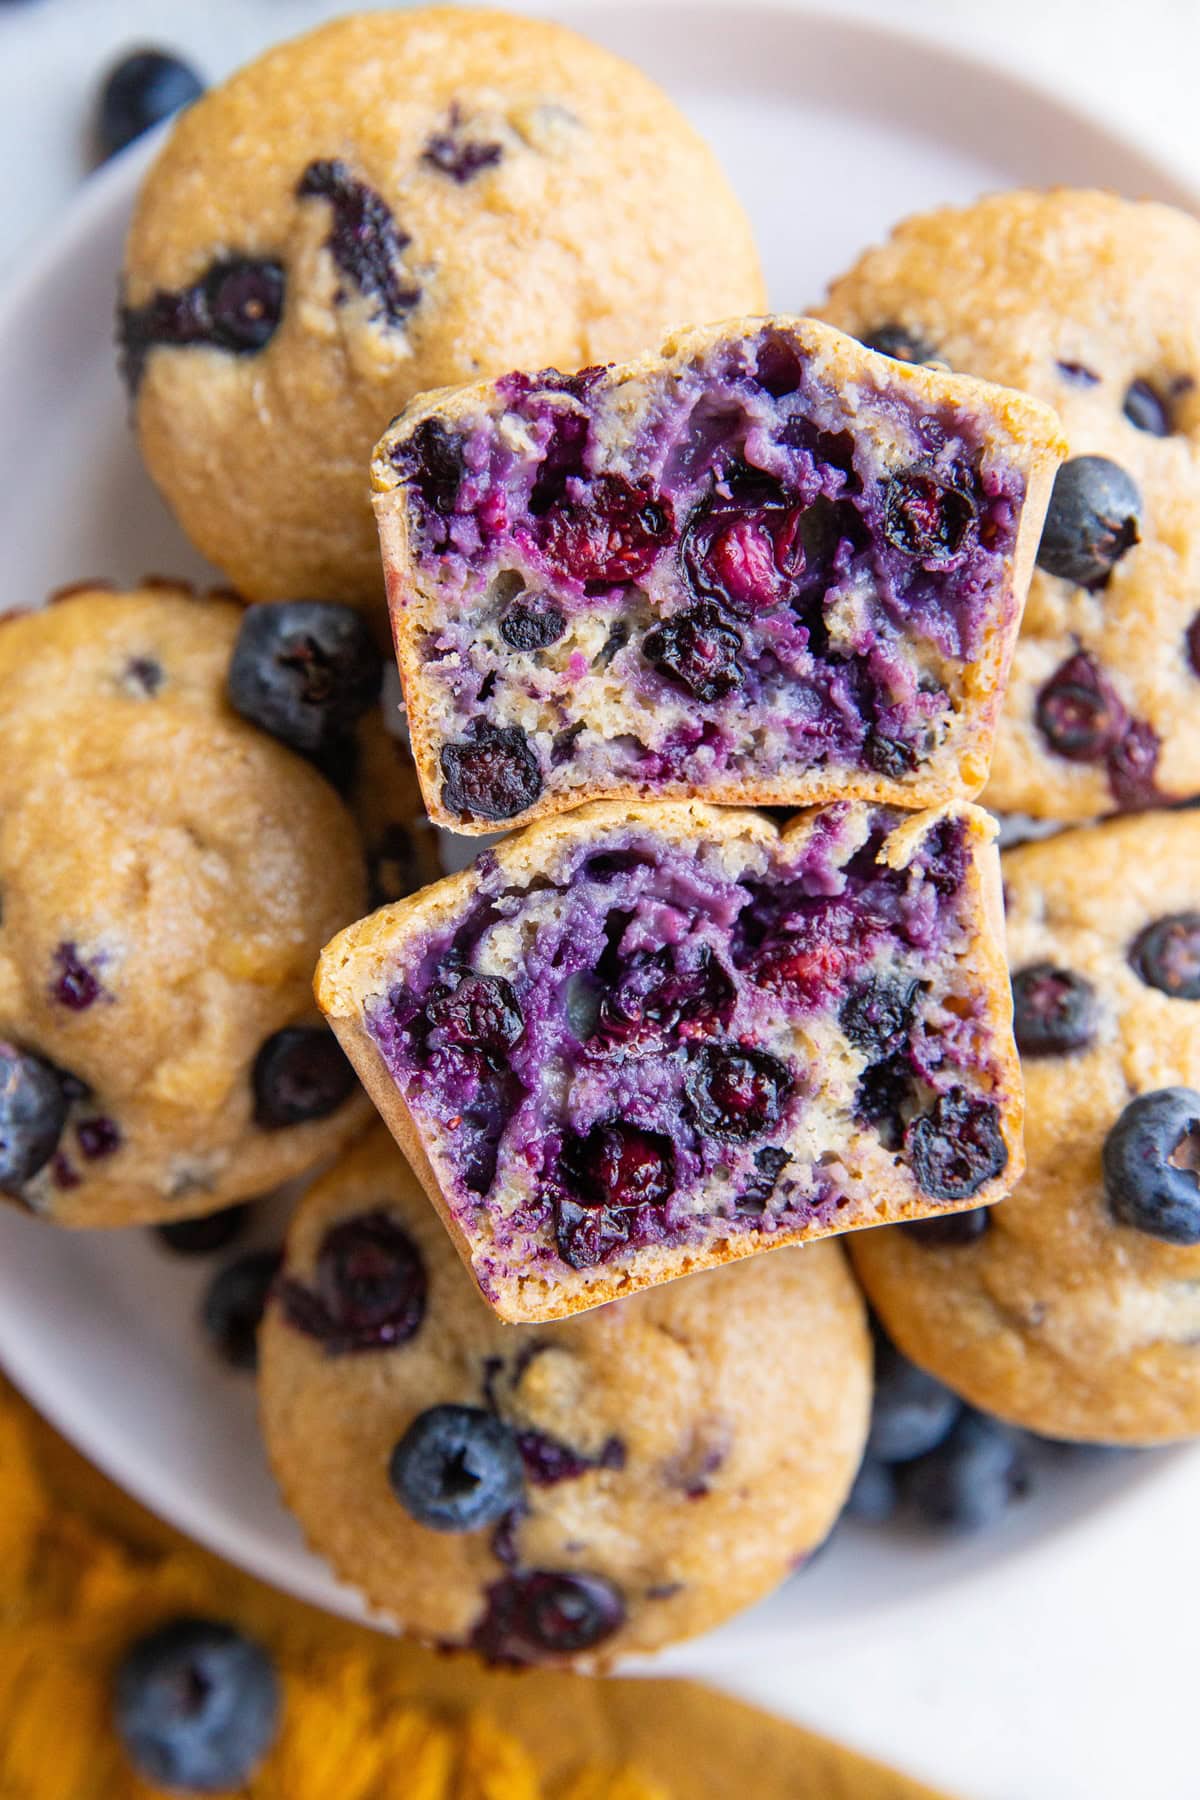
[
  {"left": 1035, "top": 455, "right": 1141, "bottom": 589},
  {"left": 0, "top": 1043, "right": 67, "bottom": 1190},
  {"left": 898, "top": 1408, "right": 1033, "bottom": 1532},
  {"left": 388, "top": 1404, "right": 524, "bottom": 1531},
  {"left": 867, "top": 1337, "right": 962, "bottom": 1464},
  {"left": 228, "top": 601, "right": 383, "bottom": 758},
  {"left": 114, "top": 1617, "right": 279, "bottom": 1792},
  {"left": 1103, "top": 1086, "right": 1200, "bottom": 1245},
  {"left": 96, "top": 48, "right": 205, "bottom": 162},
  {"left": 844, "top": 1455, "right": 899, "bottom": 1524},
  {"left": 252, "top": 1027, "right": 357, "bottom": 1129},
  {"left": 156, "top": 1203, "right": 251, "bottom": 1257},
  {"left": 201, "top": 1249, "right": 282, "bottom": 1371}
]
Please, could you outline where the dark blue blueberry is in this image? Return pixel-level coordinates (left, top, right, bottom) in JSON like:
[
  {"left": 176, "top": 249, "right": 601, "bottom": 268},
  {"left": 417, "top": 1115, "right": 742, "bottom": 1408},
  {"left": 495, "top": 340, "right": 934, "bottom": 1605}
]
[
  {"left": 864, "top": 732, "right": 919, "bottom": 778},
  {"left": 906, "top": 1089, "right": 1007, "bottom": 1200},
  {"left": 860, "top": 324, "right": 936, "bottom": 366},
  {"left": 559, "top": 1120, "right": 676, "bottom": 1210},
  {"left": 898, "top": 1408, "right": 1033, "bottom": 1532},
  {"left": 156, "top": 1204, "right": 251, "bottom": 1256},
  {"left": 119, "top": 257, "right": 285, "bottom": 394},
  {"left": 296, "top": 160, "right": 420, "bottom": 324},
  {"left": 228, "top": 601, "right": 382, "bottom": 757},
  {"left": 1036, "top": 456, "right": 1141, "bottom": 588},
  {"left": 422, "top": 108, "right": 504, "bottom": 184},
  {"left": 643, "top": 603, "right": 743, "bottom": 702},
  {"left": 840, "top": 977, "right": 919, "bottom": 1056},
  {"left": 391, "top": 417, "right": 466, "bottom": 518},
  {"left": 0, "top": 1044, "right": 67, "bottom": 1190},
  {"left": 470, "top": 1570, "right": 625, "bottom": 1664},
  {"left": 114, "top": 1617, "right": 279, "bottom": 1792},
  {"left": 868, "top": 1337, "right": 962, "bottom": 1463},
  {"left": 845, "top": 1455, "right": 898, "bottom": 1524},
  {"left": 51, "top": 941, "right": 105, "bottom": 1010},
  {"left": 96, "top": 48, "right": 205, "bottom": 161},
  {"left": 1035, "top": 650, "right": 1126, "bottom": 761},
  {"left": 252, "top": 1027, "right": 356, "bottom": 1128},
  {"left": 424, "top": 971, "right": 524, "bottom": 1054},
  {"left": 1123, "top": 379, "right": 1171, "bottom": 436},
  {"left": 1129, "top": 914, "right": 1200, "bottom": 1000},
  {"left": 515, "top": 1429, "right": 625, "bottom": 1486},
  {"left": 279, "top": 1208, "right": 426, "bottom": 1354},
  {"left": 201, "top": 1250, "right": 281, "bottom": 1370},
  {"left": 388, "top": 1404, "right": 524, "bottom": 1531},
  {"left": 902, "top": 1206, "right": 990, "bottom": 1247},
  {"left": 883, "top": 468, "right": 976, "bottom": 563},
  {"left": 1011, "top": 963, "right": 1098, "bottom": 1056},
  {"left": 76, "top": 1115, "right": 121, "bottom": 1159},
  {"left": 499, "top": 595, "right": 566, "bottom": 651},
  {"left": 684, "top": 1044, "right": 792, "bottom": 1140},
  {"left": 440, "top": 722, "right": 542, "bottom": 821},
  {"left": 1104, "top": 1086, "right": 1200, "bottom": 1245}
]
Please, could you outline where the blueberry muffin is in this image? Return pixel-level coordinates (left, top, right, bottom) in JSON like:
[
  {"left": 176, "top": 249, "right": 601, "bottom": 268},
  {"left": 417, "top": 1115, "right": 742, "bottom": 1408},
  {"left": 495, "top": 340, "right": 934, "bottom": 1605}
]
[
  {"left": 374, "top": 316, "right": 1064, "bottom": 832},
  {"left": 852, "top": 810, "right": 1200, "bottom": 1443},
  {"left": 316, "top": 797, "right": 1023, "bottom": 1322},
  {"left": 119, "top": 8, "right": 766, "bottom": 609},
  {"left": 0, "top": 584, "right": 394, "bottom": 1227},
  {"left": 818, "top": 189, "right": 1200, "bottom": 820},
  {"left": 259, "top": 1127, "right": 870, "bottom": 1666}
]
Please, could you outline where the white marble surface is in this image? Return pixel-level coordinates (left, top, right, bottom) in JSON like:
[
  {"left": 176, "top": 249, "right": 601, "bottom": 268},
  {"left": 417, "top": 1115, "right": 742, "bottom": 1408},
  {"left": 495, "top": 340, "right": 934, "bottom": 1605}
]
[{"left": 1, "top": 5, "right": 1197, "bottom": 1797}]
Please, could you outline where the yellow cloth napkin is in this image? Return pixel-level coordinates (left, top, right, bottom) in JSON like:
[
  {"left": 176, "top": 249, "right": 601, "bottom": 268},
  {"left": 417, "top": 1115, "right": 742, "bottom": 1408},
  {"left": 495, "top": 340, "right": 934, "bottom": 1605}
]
[{"left": 0, "top": 1377, "right": 948, "bottom": 1799}]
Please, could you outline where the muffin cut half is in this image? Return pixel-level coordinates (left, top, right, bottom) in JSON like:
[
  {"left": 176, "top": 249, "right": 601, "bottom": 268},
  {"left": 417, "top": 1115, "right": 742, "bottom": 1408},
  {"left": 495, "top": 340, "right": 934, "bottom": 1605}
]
[
  {"left": 372, "top": 315, "right": 1065, "bottom": 832},
  {"left": 316, "top": 798, "right": 1024, "bottom": 1321}
]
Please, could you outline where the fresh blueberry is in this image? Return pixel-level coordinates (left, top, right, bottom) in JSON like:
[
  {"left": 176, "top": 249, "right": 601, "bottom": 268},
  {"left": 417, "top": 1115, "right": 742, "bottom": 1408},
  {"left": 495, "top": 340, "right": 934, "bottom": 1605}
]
[
  {"left": 868, "top": 1337, "right": 962, "bottom": 1463},
  {"left": 1036, "top": 456, "right": 1141, "bottom": 588},
  {"left": 297, "top": 160, "right": 420, "bottom": 324},
  {"left": 95, "top": 48, "right": 205, "bottom": 161},
  {"left": 860, "top": 324, "right": 936, "bottom": 366},
  {"left": 228, "top": 601, "right": 382, "bottom": 757},
  {"left": 1104, "top": 1086, "right": 1200, "bottom": 1245},
  {"left": 883, "top": 468, "right": 976, "bottom": 563},
  {"left": 0, "top": 1044, "right": 67, "bottom": 1190},
  {"left": 114, "top": 1617, "right": 279, "bottom": 1792},
  {"left": 845, "top": 1455, "right": 898, "bottom": 1523},
  {"left": 685, "top": 1044, "right": 792, "bottom": 1140},
  {"left": 470, "top": 1570, "right": 625, "bottom": 1664},
  {"left": 1123, "top": 379, "right": 1171, "bottom": 436},
  {"left": 901, "top": 1206, "right": 990, "bottom": 1247},
  {"left": 440, "top": 722, "right": 542, "bottom": 821},
  {"left": 906, "top": 1088, "right": 1007, "bottom": 1200},
  {"left": 559, "top": 1119, "right": 676, "bottom": 1210},
  {"left": 280, "top": 1208, "right": 427, "bottom": 1353},
  {"left": 1011, "top": 964, "right": 1098, "bottom": 1056},
  {"left": 1129, "top": 914, "right": 1200, "bottom": 1000},
  {"left": 898, "top": 1409, "right": 1032, "bottom": 1532},
  {"left": 643, "top": 603, "right": 743, "bottom": 702},
  {"left": 388, "top": 1404, "right": 524, "bottom": 1531},
  {"left": 201, "top": 1250, "right": 281, "bottom": 1370},
  {"left": 155, "top": 1204, "right": 251, "bottom": 1257},
  {"left": 252, "top": 1027, "right": 356, "bottom": 1128},
  {"left": 1034, "top": 650, "right": 1126, "bottom": 762}
]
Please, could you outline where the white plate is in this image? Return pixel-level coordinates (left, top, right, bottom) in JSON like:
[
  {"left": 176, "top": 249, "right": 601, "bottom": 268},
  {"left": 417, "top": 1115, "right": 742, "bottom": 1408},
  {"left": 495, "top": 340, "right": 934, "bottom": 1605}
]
[{"left": 1, "top": 7, "right": 1198, "bottom": 1793}]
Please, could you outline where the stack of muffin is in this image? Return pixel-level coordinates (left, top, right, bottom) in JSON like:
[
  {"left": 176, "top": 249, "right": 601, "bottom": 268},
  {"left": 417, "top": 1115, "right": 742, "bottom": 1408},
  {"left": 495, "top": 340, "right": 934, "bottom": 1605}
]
[{"left": 7, "top": 7, "right": 1200, "bottom": 1674}]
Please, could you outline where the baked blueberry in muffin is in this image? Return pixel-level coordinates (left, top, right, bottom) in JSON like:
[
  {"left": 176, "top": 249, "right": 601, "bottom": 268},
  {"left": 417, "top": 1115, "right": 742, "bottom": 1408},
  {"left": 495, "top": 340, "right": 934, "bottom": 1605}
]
[
  {"left": 316, "top": 797, "right": 1022, "bottom": 1320},
  {"left": 372, "top": 316, "right": 1063, "bottom": 832},
  {"left": 259, "top": 1128, "right": 870, "bottom": 1665}
]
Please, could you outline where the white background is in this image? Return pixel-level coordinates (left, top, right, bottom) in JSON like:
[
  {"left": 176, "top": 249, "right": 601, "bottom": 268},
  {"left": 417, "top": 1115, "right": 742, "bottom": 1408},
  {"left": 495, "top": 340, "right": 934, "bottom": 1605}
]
[{"left": 1, "top": 4, "right": 1198, "bottom": 1797}]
